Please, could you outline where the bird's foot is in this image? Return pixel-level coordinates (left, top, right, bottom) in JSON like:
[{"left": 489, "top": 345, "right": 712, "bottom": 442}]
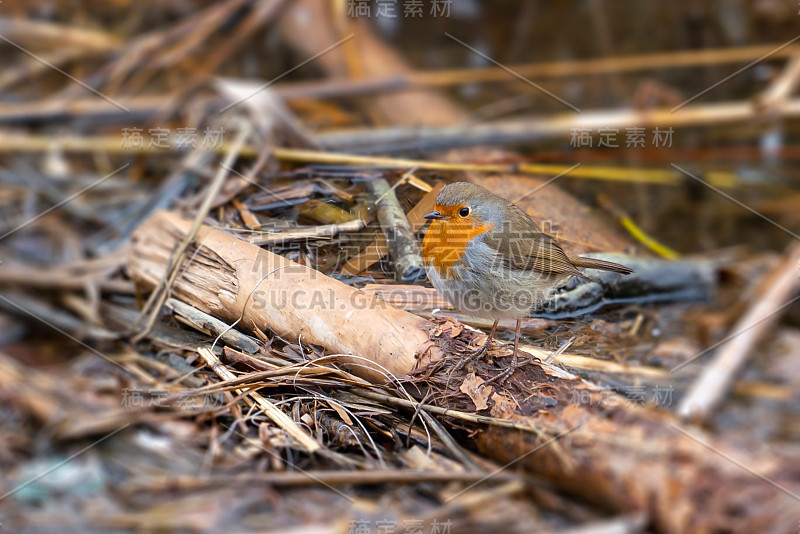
[
  {"left": 485, "top": 360, "right": 516, "bottom": 385},
  {"left": 454, "top": 319, "right": 499, "bottom": 372},
  {"left": 454, "top": 340, "right": 493, "bottom": 371},
  {"left": 485, "top": 349, "right": 530, "bottom": 386}
]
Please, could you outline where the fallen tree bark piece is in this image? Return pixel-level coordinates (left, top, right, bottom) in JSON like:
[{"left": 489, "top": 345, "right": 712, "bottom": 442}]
[{"left": 127, "top": 210, "right": 441, "bottom": 383}]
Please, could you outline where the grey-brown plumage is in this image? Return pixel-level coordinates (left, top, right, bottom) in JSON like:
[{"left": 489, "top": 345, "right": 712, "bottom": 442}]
[
  {"left": 422, "top": 181, "right": 635, "bottom": 380},
  {"left": 432, "top": 181, "right": 633, "bottom": 280}
]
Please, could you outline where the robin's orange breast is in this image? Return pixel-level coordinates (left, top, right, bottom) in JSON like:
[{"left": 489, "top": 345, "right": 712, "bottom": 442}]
[{"left": 422, "top": 218, "right": 494, "bottom": 279}]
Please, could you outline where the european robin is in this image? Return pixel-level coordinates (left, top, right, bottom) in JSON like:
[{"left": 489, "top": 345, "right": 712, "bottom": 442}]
[{"left": 421, "top": 182, "right": 634, "bottom": 380}]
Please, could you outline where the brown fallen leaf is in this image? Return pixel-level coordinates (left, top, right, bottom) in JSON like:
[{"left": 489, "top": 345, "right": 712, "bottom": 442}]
[
  {"left": 327, "top": 399, "right": 354, "bottom": 425},
  {"left": 490, "top": 391, "right": 518, "bottom": 419},
  {"left": 460, "top": 372, "right": 491, "bottom": 411}
]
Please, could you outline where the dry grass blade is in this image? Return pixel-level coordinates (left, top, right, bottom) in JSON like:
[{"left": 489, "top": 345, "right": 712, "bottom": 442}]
[{"left": 197, "top": 347, "right": 320, "bottom": 453}]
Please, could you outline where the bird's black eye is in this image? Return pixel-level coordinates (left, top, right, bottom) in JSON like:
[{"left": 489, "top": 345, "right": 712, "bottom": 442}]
[{"left": 458, "top": 206, "right": 471, "bottom": 217}]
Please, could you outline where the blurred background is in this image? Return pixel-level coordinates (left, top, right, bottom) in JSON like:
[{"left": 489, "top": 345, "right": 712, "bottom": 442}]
[{"left": 0, "top": 1, "right": 799, "bottom": 532}]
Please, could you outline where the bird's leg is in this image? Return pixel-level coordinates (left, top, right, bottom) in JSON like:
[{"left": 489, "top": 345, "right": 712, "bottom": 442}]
[
  {"left": 487, "top": 317, "right": 521, "bottom": 385},
  {"left": 455, "top": 319, "right": 499, "bottom": 371}
]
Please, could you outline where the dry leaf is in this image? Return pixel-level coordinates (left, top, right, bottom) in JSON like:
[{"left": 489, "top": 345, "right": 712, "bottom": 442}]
[
  {"left": 327, "top": 400, "right": 354, "bottom": 425},
  {"left": 460, "top": 373, "right": 491, "bottom": 411},
  {"left": 448, "top": 322, "right": 463, "bottom": 338},
  {"left": 489, "top": 392, "right": 517, "bottom": 419}
]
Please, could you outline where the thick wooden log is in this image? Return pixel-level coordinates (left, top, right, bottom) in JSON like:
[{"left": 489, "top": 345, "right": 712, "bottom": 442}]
[{"left": 127, "top": 210, "right": 440, "bottom": 383}]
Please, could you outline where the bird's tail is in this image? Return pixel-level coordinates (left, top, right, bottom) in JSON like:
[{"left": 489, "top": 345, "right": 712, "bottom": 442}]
[{"left": 572, "top": 257, "right": 634, "bottom": 275}]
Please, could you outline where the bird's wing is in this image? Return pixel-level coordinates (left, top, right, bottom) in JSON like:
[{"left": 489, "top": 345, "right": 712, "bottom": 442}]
[{"left": 483, "top": 227, "right": 582, "bottom": 277}]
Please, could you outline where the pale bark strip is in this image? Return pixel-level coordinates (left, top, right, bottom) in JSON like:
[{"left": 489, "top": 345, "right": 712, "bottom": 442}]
[
  {"left": 166, "top": 298, "right": 260, "bottom": 354},
  {"left": 127, "top": 210, "right": 441, "bottom": 383}
]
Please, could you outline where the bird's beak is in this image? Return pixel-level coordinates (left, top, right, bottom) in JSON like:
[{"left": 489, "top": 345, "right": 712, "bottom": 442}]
[{"left": 423, "top": 210, "right": 445, "bottom": 220}]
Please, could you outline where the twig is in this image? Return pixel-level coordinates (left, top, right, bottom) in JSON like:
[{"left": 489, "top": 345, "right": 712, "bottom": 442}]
[
  {"left": 267, "top": 41, "right": 798, "bottom": 102},
  {"left": 351, "top": 387, "right": 545, "bottom": 434},
  {"left": 341, "top": 183, "right": 442, "bottom": 275},
  {"left": 244, "top": 219, "right": 364, "bottom": 246},
  {"left": 408, "top": 42, "right": 799, "bottom": 85},
  {"left": 545, "top": 514, "right": 648, "bottom": 534},
  {"left": 0, "top": 132, "right": 744, "bottom": 188},
  {"left": 0, "top": 16, "right": 120, "bottom": 51},
  {"left": 313, "top": 99, "right": 800, "bottom": 159},
  {"left": 518, "top": 344, "right": 667, "bottom": 379},
  {"left": 365, "top": 177, "right": 425, "bottom": 281},
  {"left": 755, "top": 51, "right": 800, "bottom": 112},
  {"left": 418, "top": 410, "right": 481, "bottom": 472},
  {"left": 272, "top": 147, "right": 739, "bottom": 188},
  {"left": 0, "top": 291, "right": 118, "bottom": 341},
  {"left": 166, "top": 298, "right": 260, "bottom": 354},
  {"left": 677, "top": 242, "right": 800, "bottom": 421}
]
